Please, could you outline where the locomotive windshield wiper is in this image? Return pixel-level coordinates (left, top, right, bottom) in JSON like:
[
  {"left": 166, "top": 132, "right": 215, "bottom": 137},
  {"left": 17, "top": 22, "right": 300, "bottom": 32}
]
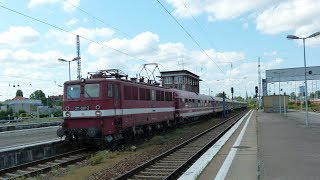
[
  {"left": 67, "top": 92, "right": 73, "bottom": 100},
  {"left": 84, "top": 89, "right": 92, "bottom": 98}
]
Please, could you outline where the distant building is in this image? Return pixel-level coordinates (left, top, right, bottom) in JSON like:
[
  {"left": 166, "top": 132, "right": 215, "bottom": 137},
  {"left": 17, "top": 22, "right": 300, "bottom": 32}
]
[
  {"left": 160, "top": 70, "right": 201, "bottom": 94},
  {"left": 4, "top": 96, "right": 42, "bottom": 114},
  {"left": 263, "top": 95, "right": 289, "bottom": 113}
]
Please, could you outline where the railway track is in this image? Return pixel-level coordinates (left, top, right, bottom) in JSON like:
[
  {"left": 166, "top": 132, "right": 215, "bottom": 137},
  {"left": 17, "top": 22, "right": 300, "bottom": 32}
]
[
  {"left": 0, "top": 148, "right": 90, "bottom": 180},
  {"left": 116, "top": 110, "right": 248, "bottom": 180}
]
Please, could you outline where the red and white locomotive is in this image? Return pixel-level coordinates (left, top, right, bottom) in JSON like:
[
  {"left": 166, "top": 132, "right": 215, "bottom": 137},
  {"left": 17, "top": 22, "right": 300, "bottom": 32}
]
[{"left": 57, "top": 69, "right": 247, "bottom": 145}]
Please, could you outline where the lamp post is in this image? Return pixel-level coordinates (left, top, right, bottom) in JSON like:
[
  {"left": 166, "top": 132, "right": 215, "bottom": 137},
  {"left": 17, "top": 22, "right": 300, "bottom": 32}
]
[
  {"left": 273, "top": 72, "right": 283, "bottom": 114},
  {"left": 287, "top": 31, "right": 320, "bottom": 127},
  {"left": 58, "top": 57, "right": 80, "bottom": 81}
]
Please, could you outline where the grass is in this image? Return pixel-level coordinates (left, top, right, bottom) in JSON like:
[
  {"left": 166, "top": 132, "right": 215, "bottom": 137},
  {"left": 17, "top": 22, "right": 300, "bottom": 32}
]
[{"left": 88, "top": 150, "right": 122, "bottom": 166}]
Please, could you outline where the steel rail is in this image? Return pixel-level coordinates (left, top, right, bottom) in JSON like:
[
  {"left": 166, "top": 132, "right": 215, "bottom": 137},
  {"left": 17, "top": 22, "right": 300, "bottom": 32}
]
[
  {"left": 115, "top": 109, "right": 248, "bottom": 180},
  {"left": 0, "top": 148, "right": 89, "bottom": 179}
]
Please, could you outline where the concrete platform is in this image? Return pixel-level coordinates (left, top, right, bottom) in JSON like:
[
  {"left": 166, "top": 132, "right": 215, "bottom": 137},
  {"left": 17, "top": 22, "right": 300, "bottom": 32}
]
[
  {"left": 258, "top": 110, "right": 320, "bottom": 179},
  {"left": 181, "top": 109, "right": 320, "bottom": 179}
]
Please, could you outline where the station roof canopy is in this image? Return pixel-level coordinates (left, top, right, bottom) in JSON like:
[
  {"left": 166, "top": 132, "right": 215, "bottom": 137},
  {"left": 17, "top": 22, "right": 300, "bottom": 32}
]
[{"left": 265, "top": 66, "right": 320, "bottom": 83}]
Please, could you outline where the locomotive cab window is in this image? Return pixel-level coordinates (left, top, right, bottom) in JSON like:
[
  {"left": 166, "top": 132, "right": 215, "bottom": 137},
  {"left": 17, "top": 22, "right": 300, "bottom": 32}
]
[
  {"left": 66, "top": 85, "right": 80, "bottom": 99},
  {"left": 108, "top": 83, "right": 113, "bottom": 97},
  {"left": 84, "top": 83, "right": 100, "bottom": 98}
]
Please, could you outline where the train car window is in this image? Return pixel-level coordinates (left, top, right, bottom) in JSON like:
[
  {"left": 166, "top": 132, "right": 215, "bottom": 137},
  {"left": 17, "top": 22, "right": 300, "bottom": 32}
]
[
  {"left": 66, "top": 85, "right": 80, "bottom": 99},
  {"left": 114, "top": 84, "right": 119, "bottom": 99},
  {"left": 160, "top": 91, "right": 165, "bottom": 101},
  {"left": 132, "top": 87, "right": 138, "bottom": 100},
  {"left": 139, "top": 88, "right": 146, "bottom": 100},
  {"left": 107, "top": 83, "right": 113, "bottom": 97},
  {"left": 124, "top": 85, "right": 131, "bottom": 100},
  {"left": 146, "top": 89, "right": 151, "bottom": 100},
  {"left": 84, "top": 84, "right": 100, "bottom": 98},
  {"left": 156, "top": 90, "right": 161, "bottom": 101},
  {"left": 151, "top": 90, "right": 156, "bottom": 101}
]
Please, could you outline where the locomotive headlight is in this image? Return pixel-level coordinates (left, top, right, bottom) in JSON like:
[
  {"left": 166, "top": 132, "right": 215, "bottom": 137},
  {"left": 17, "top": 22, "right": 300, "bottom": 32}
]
[
  {"left": 65, "top": 111, "right": 71, "bottom": 117},
  {"left": 95, "top": 110, "right": 102, "bottom": 116}
]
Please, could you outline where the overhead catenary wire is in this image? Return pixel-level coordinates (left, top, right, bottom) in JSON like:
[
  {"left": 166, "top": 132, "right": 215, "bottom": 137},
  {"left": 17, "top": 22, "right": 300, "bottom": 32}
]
[
  {"left": 0, "top": 4, "right": 147, "bottom": 63},
  {"left": 62, "top": 0, "right": 201, "bottom": 70},
  {"left": 182, "top": 1, "right": 218, "bottom": 51},
  {"left": 155, "top": 0, "right": 224, "bottom": 74}
]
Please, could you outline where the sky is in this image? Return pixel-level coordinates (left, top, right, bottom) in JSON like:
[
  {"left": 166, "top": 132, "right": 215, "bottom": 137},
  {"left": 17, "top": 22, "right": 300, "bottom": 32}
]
[{"left": 0, "top": 0, "right": 320, "bottom": 101}]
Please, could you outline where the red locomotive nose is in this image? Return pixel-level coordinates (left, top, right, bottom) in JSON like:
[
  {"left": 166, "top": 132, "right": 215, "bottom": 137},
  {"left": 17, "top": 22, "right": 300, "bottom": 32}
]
[{"left": 61, "top": 122, "right": 68, "bottom": 128}]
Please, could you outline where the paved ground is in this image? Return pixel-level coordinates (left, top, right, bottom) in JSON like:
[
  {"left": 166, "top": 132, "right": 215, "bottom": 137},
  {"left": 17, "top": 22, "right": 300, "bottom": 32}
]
[
  {"left": 0, "top": 126, "right": 60, "bottom": 150},
  {"left": 258, "top": 110, "right": 320, "bottom": 179}
]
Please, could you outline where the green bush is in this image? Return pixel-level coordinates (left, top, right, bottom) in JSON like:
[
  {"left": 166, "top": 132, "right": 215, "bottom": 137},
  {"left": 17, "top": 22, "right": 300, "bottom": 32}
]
[
  {"left": 88, "top": 151, "right": 108, "bottom": 165},
  {"left": 148, "top": 135, "right": 166, "bottom": 145},
  {"left": 18, "top": 110, "right": 26, "bottom": 115}
]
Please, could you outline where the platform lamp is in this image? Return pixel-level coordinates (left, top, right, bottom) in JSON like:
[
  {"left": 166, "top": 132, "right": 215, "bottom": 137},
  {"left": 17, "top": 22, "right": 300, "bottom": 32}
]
[
  {"left": 58, "top": 57, "right": 80, "bottom": 81},
  {"left": 287, "top": 31, "right": 320, "bottom": 127}
]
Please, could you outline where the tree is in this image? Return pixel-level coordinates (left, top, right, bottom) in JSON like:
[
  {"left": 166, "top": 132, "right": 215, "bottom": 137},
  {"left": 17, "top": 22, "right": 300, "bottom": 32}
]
[
  {"left": 235, "top": 96, "right": 244, "bottom": 102},
  {"left": 16, "top": 89, "right": 23, "bottom": 97},
  {"left": 30, "top": 90, "right": 46, "bottom": 105},
  {"left": 216, "top": 92, "right": 227, "bottom": 99},
  {"left": 290, "top": 92, "right": 296, "bottom": 100}
]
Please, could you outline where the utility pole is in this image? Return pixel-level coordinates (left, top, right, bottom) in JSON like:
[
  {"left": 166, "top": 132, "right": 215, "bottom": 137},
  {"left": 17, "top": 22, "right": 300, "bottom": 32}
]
[
  {"left": 76, "top": 35, "right": 81, "bottom": 80},
  {"left": 258, "top": 57, "right": 261, "bottom": 109}
]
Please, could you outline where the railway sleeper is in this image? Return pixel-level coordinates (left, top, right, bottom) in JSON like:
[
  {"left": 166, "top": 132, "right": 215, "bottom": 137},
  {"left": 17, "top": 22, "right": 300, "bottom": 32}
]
[
  {"left": 139, "top": 171, "right": 171, "bottom": 176},
  {"left": 163, "top": 155, "right": 188, "bottom": 159},
  {"left": 159, "top": 159, "right": 185, "bottom": 163},
  {"left": 27, "top": 167, "right": 41, "bottom": 171},
  {"left": 150, "top": 165, "right": 180, "bottom": 169},
  {"left": 46, "top": 162, "right": 60, "bottom": 166},
  {"left": 4, "top": 173, "right": 19, "bottom": 178},
  {"left": 145, "top": 168, "right": 176, "bottom": 173},
  {"left": 131, "top": 174, "right": 167, "bottom": 179},
  {"left": 164, "top": 157, "right": 189, "bottom": 161},
  {"left": 167, "top": 153, "right": 192, "bottom": 158},
  {"left": 17, "top": 170, "right": 30, "bottom": 174},
  {"left": 54, "top": 159, "right": 67, "bottom": 163},
  {"left": 37, "top": 164, "right": 50, "bottom": 168},
  {"left": 153, "top": 162, "right": 181, "bottom": 166}
]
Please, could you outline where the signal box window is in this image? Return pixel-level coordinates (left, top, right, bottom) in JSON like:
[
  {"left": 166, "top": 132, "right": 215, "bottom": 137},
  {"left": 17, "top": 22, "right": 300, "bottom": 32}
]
[
  {"left": 67, "top": 85, "right": 80, "bottom": 99},
  {"left": 108, "top": 83, "right": 113, "bottom": 97},
  {"left": 84, "top": 84, "right": 100, "bottom": 98}
]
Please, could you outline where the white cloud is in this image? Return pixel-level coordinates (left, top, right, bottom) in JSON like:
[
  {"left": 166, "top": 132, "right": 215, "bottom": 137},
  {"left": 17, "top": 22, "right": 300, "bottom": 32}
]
[
  {"left": 166, "top": 0, "right": 274, "bottom": 20},
  {"left": 0, "top": 48, "right": 74, "bottom": 99},
  {"left": 63, "top": 0, "right": 80, "bottom": 12},
  {"left": 28, "top": 0, "right": 59, "bottom": 8},
  {"left": 88, "top": 31, "right": 159, "bottom": 58},
  {"left": 47, "top": 27, "right": 114, "bottom": 46},
  {"left": 87, "top": 31, "right": 246, "bottom": 80},
  {"left": 0, "top": 26, "right": 40, "bottom": 47},
  {"left": 28, "top": 0, "right": 80, "bottom": 13},
  {"left": 256, "top": 0, "right": 320, "bottom": 35},
  {"left": 66, "top": 18, "right": 79, "bottom": 26}
]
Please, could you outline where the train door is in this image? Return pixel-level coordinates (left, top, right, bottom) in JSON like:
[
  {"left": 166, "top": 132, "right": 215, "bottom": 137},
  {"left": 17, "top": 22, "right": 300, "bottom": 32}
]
[
  {"left": 110, "top": 83, "right": 122, "bottom": 129},
  {"left": 113, "top": 83, "right": 121, "bottom": 114}
]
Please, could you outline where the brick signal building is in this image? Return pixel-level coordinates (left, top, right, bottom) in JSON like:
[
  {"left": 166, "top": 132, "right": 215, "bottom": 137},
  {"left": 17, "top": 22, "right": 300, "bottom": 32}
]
[{"left": 160, "top": 70, "right": 201, "bottom": 94}]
